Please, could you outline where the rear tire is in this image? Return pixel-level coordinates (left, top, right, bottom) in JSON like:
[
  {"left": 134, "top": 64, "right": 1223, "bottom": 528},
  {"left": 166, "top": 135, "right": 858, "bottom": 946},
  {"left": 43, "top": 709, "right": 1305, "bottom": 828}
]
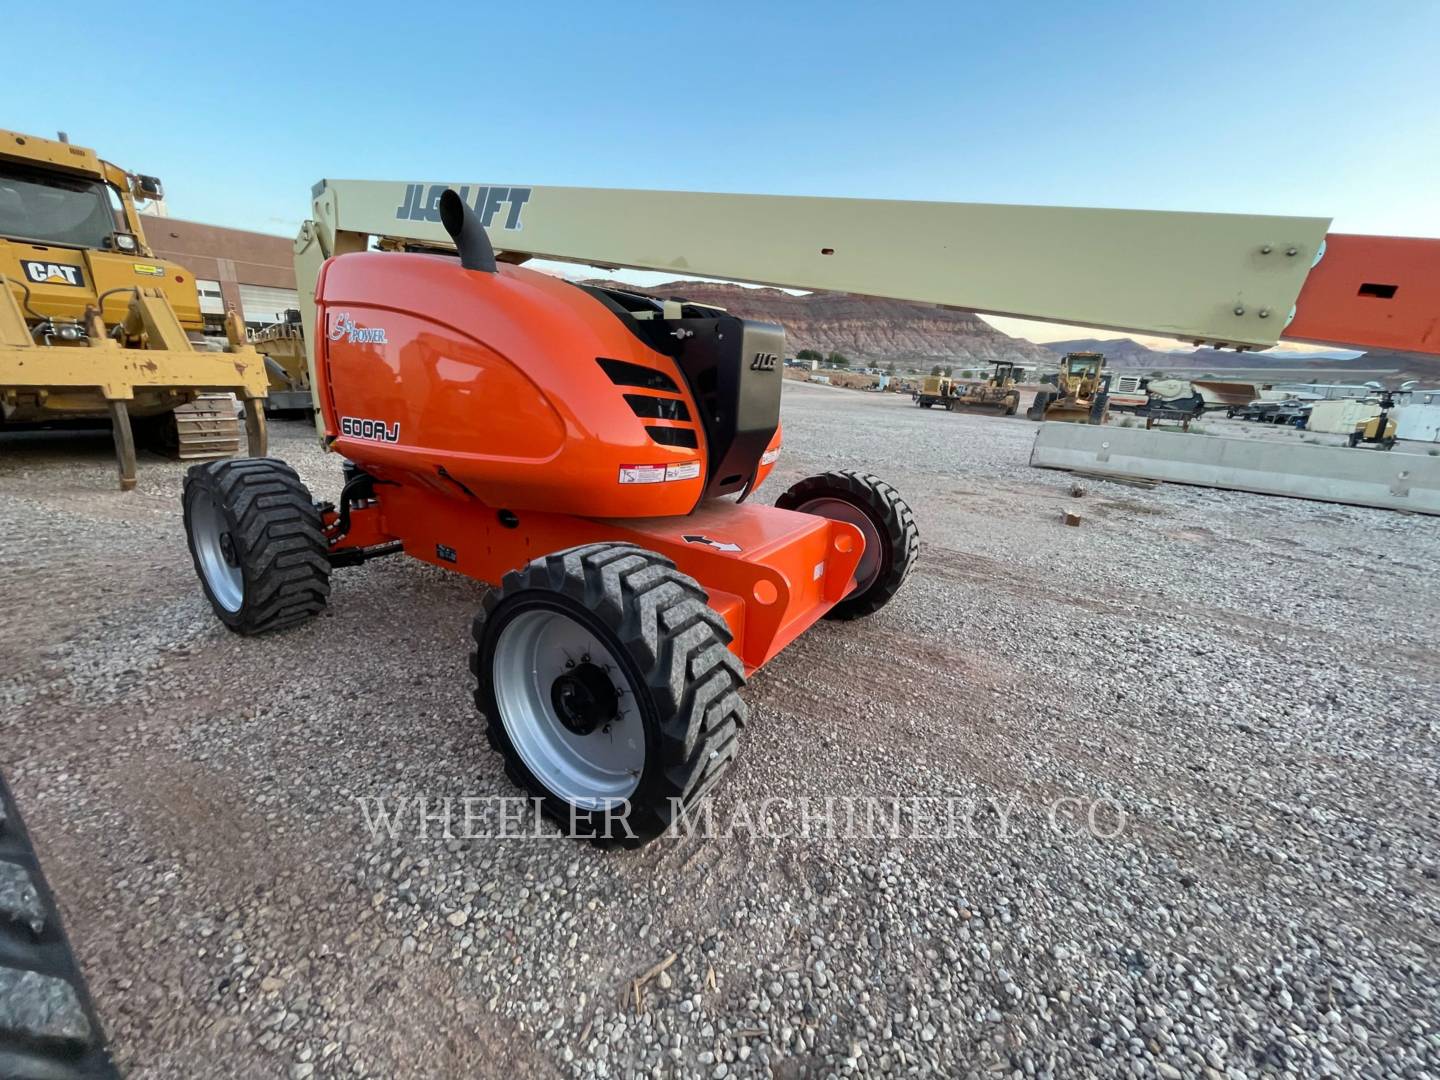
[
  {"left": 1028, "top": 391, "right": 1056, "bottom": 420},
  {"left": 182, "top": 458, "right": 331, "bottom": 635},
  {"left": 472, "top": 543, "right": 746, "bottom": 847},
  {"left": 1004, "top": 393, "right": 1019, "bottom": 416},
  {"left": 775, "top": 471, "right": 919, "bottom": 620}
]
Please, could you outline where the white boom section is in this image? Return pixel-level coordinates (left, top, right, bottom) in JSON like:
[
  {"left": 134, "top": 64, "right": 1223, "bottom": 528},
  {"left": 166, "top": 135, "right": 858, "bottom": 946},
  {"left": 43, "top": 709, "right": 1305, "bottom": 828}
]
[{"left": 293, "top": 180, "right": 1330, "bottom": 431}]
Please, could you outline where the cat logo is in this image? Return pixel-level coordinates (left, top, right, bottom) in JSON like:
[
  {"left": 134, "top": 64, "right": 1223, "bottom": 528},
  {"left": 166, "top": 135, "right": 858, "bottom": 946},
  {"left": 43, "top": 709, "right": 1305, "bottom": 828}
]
[
  {"left": 750, "top": 351, "right": 778, "bottom": 372},
  {"left": 20, "top": 260, "right": 85, "bottom": 288}
]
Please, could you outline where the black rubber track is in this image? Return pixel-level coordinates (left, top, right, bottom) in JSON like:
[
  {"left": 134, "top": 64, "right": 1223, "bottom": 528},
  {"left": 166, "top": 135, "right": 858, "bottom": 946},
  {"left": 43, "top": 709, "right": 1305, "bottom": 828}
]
[
  {"left": 0, "top": 772, "right": 119, "bottom": 1080},
  {"left": 472, "top": 543, "right": 746, "bottom": 848},
  {"left": 774, "top": 470, "right": 919, "bottom": 621},
  {"left": 183, "top": 457, "right": 331, "bottom": 635}
]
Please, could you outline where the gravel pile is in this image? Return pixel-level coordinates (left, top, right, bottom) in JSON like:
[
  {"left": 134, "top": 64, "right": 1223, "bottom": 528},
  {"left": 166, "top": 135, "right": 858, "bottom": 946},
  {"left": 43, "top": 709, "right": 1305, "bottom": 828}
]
[{"left": 1, "top": 385, "right": 1436, "bottom": 1079}]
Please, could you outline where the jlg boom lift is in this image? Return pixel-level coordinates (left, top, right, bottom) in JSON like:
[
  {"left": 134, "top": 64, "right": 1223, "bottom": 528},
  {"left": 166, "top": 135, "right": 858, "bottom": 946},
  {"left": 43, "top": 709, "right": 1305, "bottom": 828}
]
[{"left": 181, "top": 179, "right": 1439, "bottom": 845}]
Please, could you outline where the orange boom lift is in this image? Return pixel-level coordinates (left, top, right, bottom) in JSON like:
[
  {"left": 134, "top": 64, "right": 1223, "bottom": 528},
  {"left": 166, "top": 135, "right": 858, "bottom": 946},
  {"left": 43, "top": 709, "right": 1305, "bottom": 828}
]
[{"left": 181, "top": 181, "right": 1438, "bottom": 846}]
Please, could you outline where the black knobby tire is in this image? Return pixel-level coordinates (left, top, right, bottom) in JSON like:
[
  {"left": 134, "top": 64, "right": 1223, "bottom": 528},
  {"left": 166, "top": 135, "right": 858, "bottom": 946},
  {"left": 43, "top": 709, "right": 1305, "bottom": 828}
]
[
  {"left": 775, "top": 470, "right": 919, "bottom": 621},
  {"left": 1004, "top": 393, "right": 1019, "bottom": 416},
  {"left": 182, "top": 457, "right": 331, "bottom": 635},
  {"left": 472, "top": 543, "right": 746, "bottom": 847}
]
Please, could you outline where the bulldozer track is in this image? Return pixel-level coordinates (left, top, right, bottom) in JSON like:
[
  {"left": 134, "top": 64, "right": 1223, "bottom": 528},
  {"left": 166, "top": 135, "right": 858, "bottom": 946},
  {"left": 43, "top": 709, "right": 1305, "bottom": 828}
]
[
  {"left": 172, "top": 394, "right": 243, "bottom": 460},
  {"left": 0, "top": 773, "right": 118, "bottom": 1079}
]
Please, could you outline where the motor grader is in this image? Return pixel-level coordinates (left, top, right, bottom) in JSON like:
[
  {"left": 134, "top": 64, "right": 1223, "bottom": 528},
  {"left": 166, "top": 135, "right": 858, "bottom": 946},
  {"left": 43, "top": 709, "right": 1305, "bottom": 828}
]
[
  {"left": 0, "top": 128, "right": 267, "bottom": 488},
  {"left": 947, "top": 361, "right": 1022, "bottom": 415},
  {"left": 1027, "top": 351, "right": 1110, "bottom": 423},
  {"left": 178, "top": 177, "right": 1433, "bottom": 847}
]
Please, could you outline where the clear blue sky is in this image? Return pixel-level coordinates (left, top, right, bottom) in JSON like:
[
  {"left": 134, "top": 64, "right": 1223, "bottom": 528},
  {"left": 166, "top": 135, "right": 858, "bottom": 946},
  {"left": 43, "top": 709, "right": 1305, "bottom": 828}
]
[{"left": 8, "top": 1, "right": 1437, "bottom": 344}]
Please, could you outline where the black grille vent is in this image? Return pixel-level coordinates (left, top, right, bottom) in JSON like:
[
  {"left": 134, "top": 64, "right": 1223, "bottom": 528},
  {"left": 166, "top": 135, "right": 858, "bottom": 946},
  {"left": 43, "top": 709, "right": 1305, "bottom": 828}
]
[
  {"left": 597, "top": 357, "right": 679, "bottom": 393},
  {"left": 625, "top": 394, "right": 690, "bottom": 421},
  {"left": 646, "top": 426, "right": 698, "bottom": 449}
]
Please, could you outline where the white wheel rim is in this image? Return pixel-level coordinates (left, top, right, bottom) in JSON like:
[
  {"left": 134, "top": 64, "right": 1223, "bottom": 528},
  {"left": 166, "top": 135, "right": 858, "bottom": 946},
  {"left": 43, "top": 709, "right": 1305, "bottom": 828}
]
[
  {"left": 796, "top": 496, "right": 885, "bottom": 596},
  {"left": 492, "top": 608, "right": 645, "bottom": 810},
  {"left": 190, "top": 492, "right": 244, "bottom": 612}
]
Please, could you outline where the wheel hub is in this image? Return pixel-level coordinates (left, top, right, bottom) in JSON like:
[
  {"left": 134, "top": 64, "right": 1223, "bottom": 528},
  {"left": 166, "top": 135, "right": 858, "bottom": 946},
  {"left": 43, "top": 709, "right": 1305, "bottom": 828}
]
[
  {"left": 550, "top": 660, "right": 620, "bottom": 735},
  {"left": 492, "top": 608, "right": 645, "bottom": 809},
  {"left": 218, "top": 532, "right": 239, "bottom": 567}
]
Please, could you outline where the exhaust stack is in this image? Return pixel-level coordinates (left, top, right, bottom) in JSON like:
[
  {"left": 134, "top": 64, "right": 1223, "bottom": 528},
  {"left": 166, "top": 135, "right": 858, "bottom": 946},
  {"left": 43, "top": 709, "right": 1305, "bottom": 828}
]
[{"left": 439, "top": 189, "right": 497, "bottom": 274}]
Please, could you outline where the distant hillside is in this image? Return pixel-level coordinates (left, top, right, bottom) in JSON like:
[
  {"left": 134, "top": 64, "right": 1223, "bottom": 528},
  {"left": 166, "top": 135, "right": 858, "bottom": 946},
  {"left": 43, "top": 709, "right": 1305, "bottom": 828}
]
[
  {"left": 1040, "top": 338, "right": 1440, "bottom": 383},
  {"left": 580, "top": 279, "right": 1055, "bottom": 368}
]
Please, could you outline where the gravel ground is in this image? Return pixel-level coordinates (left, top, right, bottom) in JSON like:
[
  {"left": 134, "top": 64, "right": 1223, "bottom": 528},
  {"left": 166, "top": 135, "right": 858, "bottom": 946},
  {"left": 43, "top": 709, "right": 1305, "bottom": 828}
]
[{"left": 2, "top": 383, "right": 1437, "bottom": 1080}]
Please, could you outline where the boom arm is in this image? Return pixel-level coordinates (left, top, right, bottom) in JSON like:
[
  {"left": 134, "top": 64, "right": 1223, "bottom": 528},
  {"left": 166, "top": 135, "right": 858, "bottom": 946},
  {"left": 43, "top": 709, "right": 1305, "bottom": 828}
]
[{"left": 294, "top": 179, "right": 1437, "bottom": 428}]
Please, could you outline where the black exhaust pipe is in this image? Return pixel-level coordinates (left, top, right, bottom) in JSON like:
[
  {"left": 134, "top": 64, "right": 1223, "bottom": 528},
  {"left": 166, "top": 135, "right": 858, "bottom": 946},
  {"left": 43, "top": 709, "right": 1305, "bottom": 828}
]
[{"left": 438, "top": 189, "right": 497, "bottom": 273}]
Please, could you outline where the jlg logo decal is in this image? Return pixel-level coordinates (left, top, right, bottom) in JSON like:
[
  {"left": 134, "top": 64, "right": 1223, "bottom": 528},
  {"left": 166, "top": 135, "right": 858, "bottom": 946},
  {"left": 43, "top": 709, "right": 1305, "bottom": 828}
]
[
  {"left": 394, "top": 184, "right": 532, "bottom": 231},
  {"left": 750, "top": 352, "right": 778, "bottom": 371},
  {"left": 329, "top": 314, "right": 388, "bottom": 345},
  {"left": 21, "top": 260, "right": 84, "bottom": 287},
  {"left": 340, "top": 416, "right": 401, "bottom": 443}
]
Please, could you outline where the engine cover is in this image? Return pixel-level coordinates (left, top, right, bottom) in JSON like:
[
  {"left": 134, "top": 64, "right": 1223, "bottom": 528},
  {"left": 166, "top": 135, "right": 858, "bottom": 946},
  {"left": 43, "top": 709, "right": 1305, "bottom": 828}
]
[{"left": 313, "top": 252, "right": 782, "bottom": 519}]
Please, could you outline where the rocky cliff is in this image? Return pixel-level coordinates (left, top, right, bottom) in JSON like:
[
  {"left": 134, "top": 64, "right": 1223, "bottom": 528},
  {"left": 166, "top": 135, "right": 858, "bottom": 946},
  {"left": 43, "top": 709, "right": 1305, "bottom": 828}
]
[{"left": 581, "top": 279, "right": 1055, "bottom": 368}]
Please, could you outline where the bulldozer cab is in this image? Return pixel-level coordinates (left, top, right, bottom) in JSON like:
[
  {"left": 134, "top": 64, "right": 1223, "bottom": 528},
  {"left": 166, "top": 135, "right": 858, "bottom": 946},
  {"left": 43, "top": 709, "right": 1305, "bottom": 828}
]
[
  {"left": 0, "top": 130, "right": 201, "bottom": 328},
  {"left": 0, "top": 133, "right": 159, "bottom": 255},
  {"left": 988, "top": 361, "right": 1018, "bottom": 388}
]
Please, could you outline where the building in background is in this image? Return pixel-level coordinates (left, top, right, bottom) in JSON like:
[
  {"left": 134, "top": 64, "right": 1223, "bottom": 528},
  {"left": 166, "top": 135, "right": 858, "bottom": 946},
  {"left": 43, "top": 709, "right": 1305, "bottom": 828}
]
[{"left": 139, "top": 215, "right": 297, "bottom": 332}]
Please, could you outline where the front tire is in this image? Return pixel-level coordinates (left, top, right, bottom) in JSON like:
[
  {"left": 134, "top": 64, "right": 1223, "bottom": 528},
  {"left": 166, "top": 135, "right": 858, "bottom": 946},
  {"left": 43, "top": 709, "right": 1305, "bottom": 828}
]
[
  {"left": 775, "top": 471, "right": 919, "bottom": 620},
  {"left": 472, "top": 543, "right": 746, "bottom": 847},
  {"left": 182, "top": 458, "right": 331, "bottom": 634}
]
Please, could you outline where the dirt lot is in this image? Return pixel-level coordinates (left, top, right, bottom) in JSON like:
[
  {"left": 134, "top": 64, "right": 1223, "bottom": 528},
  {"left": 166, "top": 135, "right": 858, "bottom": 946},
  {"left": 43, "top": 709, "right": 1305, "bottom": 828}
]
[{"left": 2, "top": 383, "right": 1436, "bottom": 1079}]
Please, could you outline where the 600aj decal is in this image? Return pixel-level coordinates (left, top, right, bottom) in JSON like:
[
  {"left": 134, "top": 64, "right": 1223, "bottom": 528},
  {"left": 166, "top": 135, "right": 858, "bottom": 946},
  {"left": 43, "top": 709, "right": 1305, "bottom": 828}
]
[
  {"left": 340, "top": 416, "right": 400, "bottom": 443},
  {"left": 20, "top": 260, "right": 84, "bottom": 287}
]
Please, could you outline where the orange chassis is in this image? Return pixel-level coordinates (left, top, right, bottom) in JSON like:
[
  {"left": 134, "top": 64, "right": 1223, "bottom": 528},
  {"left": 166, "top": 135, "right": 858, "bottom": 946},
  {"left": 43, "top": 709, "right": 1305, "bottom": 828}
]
[{"left": 324, "top": 482, "right": 864, "bottom": 675}]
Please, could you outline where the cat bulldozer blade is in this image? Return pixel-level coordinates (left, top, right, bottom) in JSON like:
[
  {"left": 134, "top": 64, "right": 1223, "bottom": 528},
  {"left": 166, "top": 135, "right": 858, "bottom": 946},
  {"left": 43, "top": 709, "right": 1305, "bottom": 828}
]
[
  {"left": 0, "top": 129, "right": 267, "bottom": 489},
  {"left": 181, "top": 174, "right": 1435, "bottom": 847}
]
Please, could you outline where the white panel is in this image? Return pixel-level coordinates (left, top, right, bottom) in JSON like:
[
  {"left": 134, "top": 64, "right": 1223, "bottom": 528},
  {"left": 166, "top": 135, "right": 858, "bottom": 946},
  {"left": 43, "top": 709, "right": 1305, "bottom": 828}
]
[
  {"left": 237, "top": 284, "right": 299, "bottom": 325},
  {"left": 196, "top": 278, "right": 225, "bottom": 316}
]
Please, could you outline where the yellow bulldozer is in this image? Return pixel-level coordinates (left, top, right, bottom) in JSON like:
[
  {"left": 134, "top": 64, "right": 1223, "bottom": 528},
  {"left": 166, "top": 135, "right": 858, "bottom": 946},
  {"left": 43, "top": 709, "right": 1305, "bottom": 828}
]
[
  {"left": 1026, "top": 351, "right": 1110, "bottom": 424},
  {"left": 946, "top": 360, "right": 1022, "bottom": 415},
  {"left": 0, "top": 128, "right": 267, "bottom": 489}
]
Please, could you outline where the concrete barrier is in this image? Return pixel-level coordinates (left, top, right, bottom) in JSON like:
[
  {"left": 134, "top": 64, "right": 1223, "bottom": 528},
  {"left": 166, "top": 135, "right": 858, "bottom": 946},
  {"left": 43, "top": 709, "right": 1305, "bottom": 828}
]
[{"left": 1030, "top": 423, "right": 1440, "bottom": 515}]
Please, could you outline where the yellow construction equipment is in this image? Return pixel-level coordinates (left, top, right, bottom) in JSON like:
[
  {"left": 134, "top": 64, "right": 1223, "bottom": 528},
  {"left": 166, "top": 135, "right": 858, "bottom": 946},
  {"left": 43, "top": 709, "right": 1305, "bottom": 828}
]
[
  {"left": 1027, "top": 351, "right": 1109, "bottom": 424},
  {"left": 249, "top": 309, "right": 313, "bottom": 413},
  {"left": 0, "top": 129, "right": 267, "bottom": 489},
  {"left": 913, "top": 374, "right": 954, "bottom": 408},
  {"left": 947, "top": 361, "right": 1022, "bottom": 415}
]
